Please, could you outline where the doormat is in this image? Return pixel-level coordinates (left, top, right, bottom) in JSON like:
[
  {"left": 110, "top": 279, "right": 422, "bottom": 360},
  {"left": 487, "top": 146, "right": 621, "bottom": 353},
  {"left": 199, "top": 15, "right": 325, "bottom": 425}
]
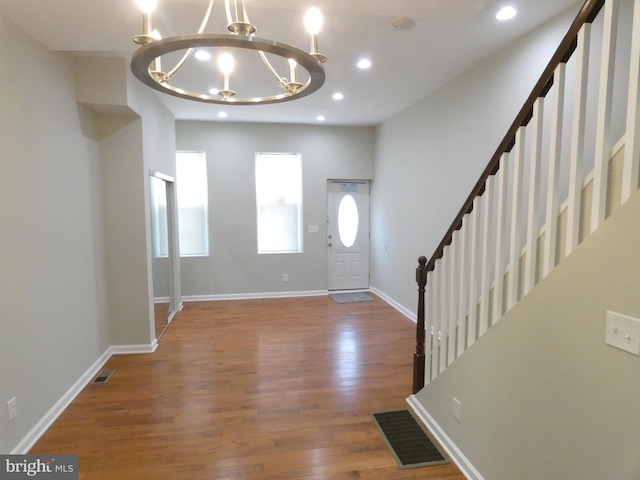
[
  {"left": 330, "top": 292, "right": 374, "bottom": 304},
  {"left": 371, "top": 409, "right": 449, "bottom": 469}
]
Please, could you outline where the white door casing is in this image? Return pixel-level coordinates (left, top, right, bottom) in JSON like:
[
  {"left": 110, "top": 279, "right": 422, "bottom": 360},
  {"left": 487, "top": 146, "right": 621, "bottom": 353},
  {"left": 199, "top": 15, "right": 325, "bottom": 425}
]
[{"left": 327, "top": 181, "right": 370, "bottom": 290}]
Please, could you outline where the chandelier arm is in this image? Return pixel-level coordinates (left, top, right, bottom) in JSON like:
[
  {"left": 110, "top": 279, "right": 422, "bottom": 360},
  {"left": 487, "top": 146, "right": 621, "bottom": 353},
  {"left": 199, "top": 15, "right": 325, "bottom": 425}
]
[
  {"left": 163, "top": 49, "right": 193, "bottom": 81},
  {"left": 197, "top": 0, "right": 216, "bottom": 34},
  {"left": 258, "top": 50, "right": 287, "bottom": 85},
  {"left": 164, "top": 0, "right": 216, "bottom": 80}
]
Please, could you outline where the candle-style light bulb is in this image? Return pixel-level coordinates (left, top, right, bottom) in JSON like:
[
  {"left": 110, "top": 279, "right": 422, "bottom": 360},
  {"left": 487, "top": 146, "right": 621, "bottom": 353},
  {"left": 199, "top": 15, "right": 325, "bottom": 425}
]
[
  {"left": 136, "top": 0, "right": 157, "bottom": 14},
  {"left": 218, "top": 53, "right": 235, "bottom": 76},
  {"left": 288, "top": 59, "right": 297, "bottom": 83},
  {"left": 218, "top": 53, "right": 235, "bottom": 92},
  {"left": 136, "top": 0, "right": 157, "bottom": 37},
  {"left": 304, "top": 7, "right": 323, "bottom": 36},
  {"left": 304, "top": 7, "right": 326, "bottom": 63}
]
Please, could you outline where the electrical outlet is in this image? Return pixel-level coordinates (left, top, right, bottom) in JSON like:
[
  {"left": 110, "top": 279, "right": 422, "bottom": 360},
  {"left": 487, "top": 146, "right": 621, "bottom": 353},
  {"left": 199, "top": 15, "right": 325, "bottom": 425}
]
[
  {"left": 453, "top": 397, "right": 462, "bottom": 423},
  {"left": 282, "top": 274, "right": 289, "bottom": 282},
  {"left": 7, "top": 397, "right": 17, "bottom": 422}
]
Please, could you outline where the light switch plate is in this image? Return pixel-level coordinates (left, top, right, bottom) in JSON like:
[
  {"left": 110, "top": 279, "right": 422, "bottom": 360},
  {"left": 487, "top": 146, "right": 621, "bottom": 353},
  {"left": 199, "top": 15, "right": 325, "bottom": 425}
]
[
  {"left": 7, "top": 397, "right": 17, "bottom": 422},
  {"left": 605, "top": 311, "right": 640, "bottom": 356},
  {"left": 453, "top": 397, "right": 462, "bottom": 423}
]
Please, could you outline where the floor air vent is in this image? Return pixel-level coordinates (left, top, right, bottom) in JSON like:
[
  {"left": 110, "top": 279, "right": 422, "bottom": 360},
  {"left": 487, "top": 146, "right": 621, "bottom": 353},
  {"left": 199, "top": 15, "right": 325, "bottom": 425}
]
[
  {"left": 371, "top": 409, "right": 449, "bottom": 469},
  {"left": 92, "top": 370, "right": 115, "bottom": 384}
]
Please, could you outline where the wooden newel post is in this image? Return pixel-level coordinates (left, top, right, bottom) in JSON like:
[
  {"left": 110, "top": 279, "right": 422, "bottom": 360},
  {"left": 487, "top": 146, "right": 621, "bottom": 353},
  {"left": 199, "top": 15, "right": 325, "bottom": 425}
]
[{"left": 413, "top": 256, "right": 428, "bottom": 394}]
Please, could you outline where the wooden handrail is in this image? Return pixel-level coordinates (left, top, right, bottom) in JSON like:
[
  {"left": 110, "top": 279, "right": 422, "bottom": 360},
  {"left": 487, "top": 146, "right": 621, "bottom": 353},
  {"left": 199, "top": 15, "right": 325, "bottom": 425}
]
[{"left": 424, "top": 0, "right": 605, "bottom": 273}]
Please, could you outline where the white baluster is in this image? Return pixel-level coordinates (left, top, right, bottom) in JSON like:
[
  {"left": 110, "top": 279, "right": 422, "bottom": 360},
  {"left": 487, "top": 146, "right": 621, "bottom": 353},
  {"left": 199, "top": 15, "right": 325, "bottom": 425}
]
[
  {"left": 493, "top": 154, "right": 509, "bottom": 324},
  {"left": 623, "top": 0, "right": 640, "bottom": 203},
  {"left": 448, "top": 231, "right": 460, "bottom": 365},
  {"left": 479, "top": 177, "right": 495, "bottom": 336},
  {"left": 591, "top": 0, "right": 619, "bottom": 232},
  {"left": 507, "top": 127, "right": 526, "bottom": 310},
  {"left": 544, "top": 64, "right": 566, "bottom": 278},
  {"left": 566, "top": 24, "right": 591, "bottom": 255},
  {"left": 427, "top": 269, "right": 438, "bottom": 382},
  {"left": 439, "top": 250, "right": 449, "bottom": 373},
  {"left": 456, "top": 219, "right": 469, "bottom": 357},
  {"left": 467, "top": 196, "right": 482, "bottom": 348},
  {"left": 524, "top": 97, "right": 544, "bottom": 295}
]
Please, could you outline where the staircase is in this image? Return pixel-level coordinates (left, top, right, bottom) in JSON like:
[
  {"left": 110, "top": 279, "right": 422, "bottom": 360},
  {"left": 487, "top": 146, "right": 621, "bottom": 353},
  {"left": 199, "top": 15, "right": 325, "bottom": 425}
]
[{"left": 413, "top": 0, "right": 640, "bottom": 392}]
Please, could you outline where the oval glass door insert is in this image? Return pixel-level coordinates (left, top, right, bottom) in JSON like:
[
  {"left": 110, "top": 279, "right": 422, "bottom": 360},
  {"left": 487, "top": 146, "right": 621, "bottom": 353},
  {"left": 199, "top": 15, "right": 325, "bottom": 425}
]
[{"left": 338, "top": 194, "right": 359, "bottom": 248}]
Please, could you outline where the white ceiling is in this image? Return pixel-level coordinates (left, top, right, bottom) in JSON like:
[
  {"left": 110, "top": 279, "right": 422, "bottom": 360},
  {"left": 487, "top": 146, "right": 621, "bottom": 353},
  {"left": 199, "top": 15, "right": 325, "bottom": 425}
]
[{"left": 0, "top": 0, "right": 582, "bottom": 126}]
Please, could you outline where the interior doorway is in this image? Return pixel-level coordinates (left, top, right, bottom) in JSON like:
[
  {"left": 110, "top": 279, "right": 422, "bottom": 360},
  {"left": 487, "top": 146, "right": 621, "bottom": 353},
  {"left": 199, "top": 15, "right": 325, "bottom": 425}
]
[{"left": 149, "top": 171, "right": 180, "bottom": 341}]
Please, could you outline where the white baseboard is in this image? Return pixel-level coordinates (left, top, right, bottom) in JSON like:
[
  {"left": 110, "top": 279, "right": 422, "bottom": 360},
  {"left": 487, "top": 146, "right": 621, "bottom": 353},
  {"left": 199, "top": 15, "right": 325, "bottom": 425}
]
[
  {"left": 184, "top": 289, "right": 416, "bottom": 321},
  {"left": 182, "top": 290, "right": 328, "bottom": 302},
  {"left": 11, "top": 341, "right": 159, "bottom": 454},
  {"left": 370, "top": 286, "right": 416, "bottom": 322},
  {"left": 110, "top": 342, "right": 157, "bottom": 355},
  {"left": 407, "top": 395, "right": 484, "bottom": 480},
  {"left": 11, "top": 348, "right": 113, "bottom": 454},
  {"left": 167, "top": 302, "right": 184, "bottom": 324}
]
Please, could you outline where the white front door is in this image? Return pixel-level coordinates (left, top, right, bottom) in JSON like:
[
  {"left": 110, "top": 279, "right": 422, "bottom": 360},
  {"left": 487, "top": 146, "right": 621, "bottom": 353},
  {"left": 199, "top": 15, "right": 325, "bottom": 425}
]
[{"left": 327, "top": 180, "right": 370, "bottom": 291}]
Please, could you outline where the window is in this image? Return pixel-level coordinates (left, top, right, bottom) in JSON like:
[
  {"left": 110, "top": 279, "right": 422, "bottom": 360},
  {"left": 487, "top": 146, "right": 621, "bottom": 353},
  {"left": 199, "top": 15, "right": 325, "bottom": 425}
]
[
  {"left": 176, "top": 151, "right": 209, "bottom": 256},
  {"left": 255, "top": 153, "right": 303, "bottom": 254},
  {"left": 338, "top": 194, "right": 359, "bottom": 248}
]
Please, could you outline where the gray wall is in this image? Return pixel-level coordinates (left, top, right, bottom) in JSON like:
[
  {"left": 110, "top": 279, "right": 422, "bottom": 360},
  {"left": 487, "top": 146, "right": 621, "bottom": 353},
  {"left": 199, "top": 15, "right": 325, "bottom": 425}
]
[
  {"left": 77, "top": 57, "right": 178, "bottom": 347},
  {"left": 97, "top": 114, "right": 154, "bottom": 346},
  {"left": 415, "top": 189, "right": 640, "bottom": 480},
  {"left": 0, "top": 14, "right": 177, "bottom": 452},
  {"left": 370, "top": 7, "right": 578, "bottom": 312},
  {"left": 176, "top": 121, "right": 375, "bottom": 296},
  {"left": 0, "top": 14, "right": 110, "bottom": 453},
  {"left": 98, "top": 69, "right": 178, "bottom": 347}
]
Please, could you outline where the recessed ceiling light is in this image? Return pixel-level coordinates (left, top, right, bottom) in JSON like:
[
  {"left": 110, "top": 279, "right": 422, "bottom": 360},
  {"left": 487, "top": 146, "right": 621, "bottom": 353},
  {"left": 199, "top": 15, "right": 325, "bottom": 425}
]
[
  {"left": 316, "top": 115, "right": 326, "bottom": 122},
  {"left": 332, "top": 92, "right": 344, "bottom": 101},
  {"left": 357, "top": 58, "right": 372, "bottom": 70},
  {"left": 195, "top": 50, "right": 211, "bottom": 61},
  {"left": 218, "top": 111, "right": 228, "bottom": 118},
  {"left": 496, "top": 6, "right": 517, "bottom": 21}
]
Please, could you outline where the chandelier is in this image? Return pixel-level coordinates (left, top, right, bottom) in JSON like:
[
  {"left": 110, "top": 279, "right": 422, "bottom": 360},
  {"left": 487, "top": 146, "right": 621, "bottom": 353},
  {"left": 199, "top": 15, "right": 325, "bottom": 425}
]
[{"left": 131, "top": 0, "right": 327, "bottom": 105}]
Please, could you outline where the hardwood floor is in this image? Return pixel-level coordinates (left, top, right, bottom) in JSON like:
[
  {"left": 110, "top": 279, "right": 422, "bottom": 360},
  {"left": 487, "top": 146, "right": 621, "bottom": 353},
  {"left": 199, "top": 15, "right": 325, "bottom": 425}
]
[{"left": 30, "top": 295, "right": 465, "bottom": 480}]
